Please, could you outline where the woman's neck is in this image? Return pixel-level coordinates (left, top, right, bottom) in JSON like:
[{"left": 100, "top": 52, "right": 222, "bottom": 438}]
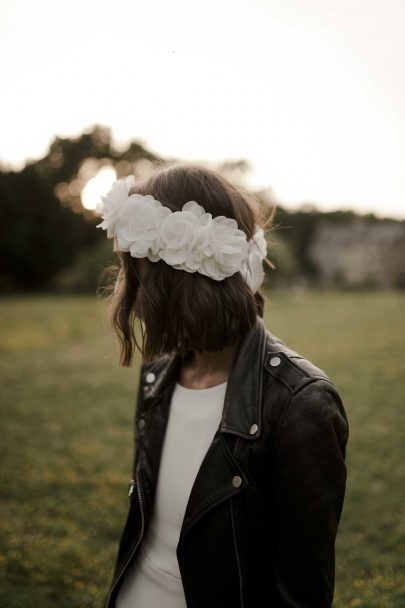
[{"left": 178, "top": 342, "right": 240, "bottom": 389}]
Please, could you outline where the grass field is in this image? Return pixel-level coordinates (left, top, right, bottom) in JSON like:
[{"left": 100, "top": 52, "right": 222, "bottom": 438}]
[{"left": 0, "top": 290, "right": 404, "bottom": 607}]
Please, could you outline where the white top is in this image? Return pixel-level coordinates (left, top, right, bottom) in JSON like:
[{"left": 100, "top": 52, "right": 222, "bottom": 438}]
[{"left": 116, "top": 379, "right": 228, "bottom": 608}]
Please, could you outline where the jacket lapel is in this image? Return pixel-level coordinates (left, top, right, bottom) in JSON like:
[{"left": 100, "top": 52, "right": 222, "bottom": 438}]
[
  {"left": 179, "top": 431, "right": 248, "bottom": 540},
  {"left": 220, "top": 315, "right": 267, "bottom": 441},
  {"left": 137, "top": 315, "right": 268, "bottom": 539}
]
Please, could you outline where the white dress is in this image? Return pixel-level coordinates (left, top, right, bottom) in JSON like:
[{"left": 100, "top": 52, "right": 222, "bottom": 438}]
[{"left": 116, "top": 380, "right": 228, "bottom": 608}]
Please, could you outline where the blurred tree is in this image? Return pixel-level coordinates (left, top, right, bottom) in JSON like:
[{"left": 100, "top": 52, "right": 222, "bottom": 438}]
[
  {"left": 267, "top": 232, "right": 300, "bottom": 285},
  {"left": 53, "top": 239, "right": 117, "bottom": 293},
  {"left": 271, "top": 206, "right": 362, "bottom": 279},
  {"left": 218, "top": 159, "right": 253, "bottom": 184},
  {"left": 1, "top": 124, "right": 400, "bottom": 292},
  {"left": 0, "top": 125, "right": 160, "bottom": 291},
  {"left": 0, "top": 165, "right": 95, "bottom": 289}
]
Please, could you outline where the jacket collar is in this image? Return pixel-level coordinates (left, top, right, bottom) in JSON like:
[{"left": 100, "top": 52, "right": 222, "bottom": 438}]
[{"left": 143, "top": 315, "right": 267, "bottom": 441}]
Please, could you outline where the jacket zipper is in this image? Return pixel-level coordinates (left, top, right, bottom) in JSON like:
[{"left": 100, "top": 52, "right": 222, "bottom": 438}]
[
  {"left": 230, "top": 436, "right": 245, "bottom": 608},
  {"left": 106, "top": 468, "right": 145, "bottom": 608}
]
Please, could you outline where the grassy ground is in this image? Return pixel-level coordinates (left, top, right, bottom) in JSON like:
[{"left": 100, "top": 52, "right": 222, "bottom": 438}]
[{"left": 0, "top": 290, "right": 404, "bottom": 607}]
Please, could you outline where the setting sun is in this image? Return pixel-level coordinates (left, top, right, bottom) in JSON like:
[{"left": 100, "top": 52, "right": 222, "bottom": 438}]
[{"left": 81, "top": 166, "right": 117, "bottom": 211}]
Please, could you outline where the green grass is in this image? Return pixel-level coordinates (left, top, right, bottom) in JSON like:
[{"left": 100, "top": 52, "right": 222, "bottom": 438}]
[{"left": 0, "top": 290, "right": 404, "bottom": 607}]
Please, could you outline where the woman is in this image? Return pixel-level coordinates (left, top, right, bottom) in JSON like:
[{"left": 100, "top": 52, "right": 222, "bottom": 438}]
[{"left": 97, "top": 163, "right": 349, "bottom": 608}]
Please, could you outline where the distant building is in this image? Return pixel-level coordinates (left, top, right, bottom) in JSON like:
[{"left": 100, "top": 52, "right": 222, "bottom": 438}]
[{"left": 308, "top": 218, "right": 405, "bottom": 288}]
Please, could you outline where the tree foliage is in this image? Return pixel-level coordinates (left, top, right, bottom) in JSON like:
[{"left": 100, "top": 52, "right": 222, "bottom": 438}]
[
  {"left": 0, "top": 125, "right": 160, "bottom": 290},
  {"left": 0, "top": 124, "right": 400, "bottom": 292}
]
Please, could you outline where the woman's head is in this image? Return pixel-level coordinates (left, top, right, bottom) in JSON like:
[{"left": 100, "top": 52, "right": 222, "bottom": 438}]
[{"left": 103, "top": 162, "right": 275, "bottom": 366}]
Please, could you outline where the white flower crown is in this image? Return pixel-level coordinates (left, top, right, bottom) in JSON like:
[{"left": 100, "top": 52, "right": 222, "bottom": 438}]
[{"left": 96, "top": 175, "right": 267, "bottom": 293}]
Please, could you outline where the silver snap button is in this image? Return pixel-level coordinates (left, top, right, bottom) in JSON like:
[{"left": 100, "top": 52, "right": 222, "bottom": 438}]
[
  {"left": 145, "top": 372, "right": 156, "bottom": 383},
  {"left": 232, "top": 475, "right": 242, "bottom": 488},
  {"left": 269, "top": 356, "right": 281, "bottom": 367},
  {"left": 138, "top": 418, "right": 145, "bottom": 430},
  {"left": 249, "top": 423, "right": 258, "bottom": 435}
]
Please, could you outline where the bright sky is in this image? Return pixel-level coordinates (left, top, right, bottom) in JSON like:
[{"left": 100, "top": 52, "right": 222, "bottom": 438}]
[{"left": 1, "top": 0, "right": 404, "bottom": 218}]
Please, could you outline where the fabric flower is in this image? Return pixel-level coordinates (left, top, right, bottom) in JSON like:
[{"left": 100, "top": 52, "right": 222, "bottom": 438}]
[
  {"left": 170, "top": 201, "right": 213, "bottom": 271},
  {"left": 240, "top": 227, "right": 267, "bottom": 292},
  {"left": 199, "top": 216, "right": 249, "bottom": 281},
  {"left": 96, "top": 175, "right": 135, "bottom": 238},
  {"left": 96, "top": 177, "right": 267, "bottom": 290},
  {"left": 115, "top": 194, "right": 171, "bottom": 257},
  {"left": 158, "top": 201, "right": 211, "bottom": 269}
]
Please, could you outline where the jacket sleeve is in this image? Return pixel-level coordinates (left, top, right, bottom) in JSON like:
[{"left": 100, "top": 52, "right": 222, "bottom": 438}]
[{"left": 272, "top": 378, "right": 349, "bottom": 607}]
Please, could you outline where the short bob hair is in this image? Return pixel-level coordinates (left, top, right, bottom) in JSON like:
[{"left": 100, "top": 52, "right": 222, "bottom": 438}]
[{"left": 103, "top": 163, "right": 276, "bottom": 366}]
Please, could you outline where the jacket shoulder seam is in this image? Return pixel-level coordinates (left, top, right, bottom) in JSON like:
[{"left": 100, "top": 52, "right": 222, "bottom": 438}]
[{"left": 264, "top": 350, "right": 333, "bottom": 394}]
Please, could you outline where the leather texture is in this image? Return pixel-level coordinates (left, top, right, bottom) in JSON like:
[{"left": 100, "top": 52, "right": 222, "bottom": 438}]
[{"left": 105, "top": 315, "right": 349, "bottom": 608}]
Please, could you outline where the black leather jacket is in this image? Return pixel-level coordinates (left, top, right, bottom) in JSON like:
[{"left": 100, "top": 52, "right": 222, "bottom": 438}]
[{"left": 106, "top": 315, "right": 349, "bottom": 607}]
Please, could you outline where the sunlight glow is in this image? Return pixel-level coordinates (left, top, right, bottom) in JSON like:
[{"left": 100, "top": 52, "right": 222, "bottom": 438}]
[
  {"left": 81, "top": 166, "right": 117, "bottom": 211},
  {"left": 1, "top": 0, "right": 404, "bottom": 218}
]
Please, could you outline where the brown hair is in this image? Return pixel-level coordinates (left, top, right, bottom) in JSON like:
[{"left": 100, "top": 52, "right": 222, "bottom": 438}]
[{"left": 101, "top": 162, "right": 276, "bottom": 366}]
